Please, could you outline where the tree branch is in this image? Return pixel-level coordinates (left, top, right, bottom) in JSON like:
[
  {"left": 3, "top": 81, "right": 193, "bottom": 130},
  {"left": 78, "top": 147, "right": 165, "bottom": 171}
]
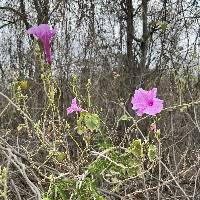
[{"left": 0, "top": 6, "right": 30, "bottom": 29}]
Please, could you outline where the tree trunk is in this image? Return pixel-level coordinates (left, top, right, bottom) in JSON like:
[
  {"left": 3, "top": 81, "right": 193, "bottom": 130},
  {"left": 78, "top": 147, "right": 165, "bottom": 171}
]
[
  {"left": 141, "top": 0, "right": 148, "bottom": 72},
  {"left": 126, "top": 0, "right": 134, "bottom": 72}
]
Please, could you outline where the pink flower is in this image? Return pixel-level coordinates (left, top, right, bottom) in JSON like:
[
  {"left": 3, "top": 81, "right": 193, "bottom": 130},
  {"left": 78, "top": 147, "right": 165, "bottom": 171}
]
[
  {"left": 67, "top": 98, "right": 85, "bottom": 114},
  {"left": 131, "top": 88, "right": 163, "bottom": 116},
  {"left": 27, "top": 24, "right": 56, "bottom": 64}
]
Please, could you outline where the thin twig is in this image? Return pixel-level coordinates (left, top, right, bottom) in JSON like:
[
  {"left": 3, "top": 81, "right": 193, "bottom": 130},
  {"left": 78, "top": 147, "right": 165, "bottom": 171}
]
[
  {"left": 160, "top": 160, "right": 190, "bottom": 200},
  {"left": 11, "top": 179, "right": 22, "bottom": 200}
]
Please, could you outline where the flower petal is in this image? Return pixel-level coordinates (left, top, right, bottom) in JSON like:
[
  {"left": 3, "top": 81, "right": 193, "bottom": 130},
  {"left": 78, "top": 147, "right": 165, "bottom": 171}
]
[
  {"left": 67, "top": 98, "right": 85, "bottom": 114},
  {"left": 131, "top": 87, "right": 163, "bottom": 116},
  {"left": 67, "top": 107, "right": 74, "bottom": 114},
  {"left": 143, "top": 98, "right": 163, "bottom": 116},
  {"left": 43, "top": 36, "right": 52, "bottom": 64},
  {"left": 136, "top": 109, "right": 145, "bottom": 116},
  {"left": 71, "top": 97, "right": 77, "bottom": 106},
  {"left": 27, "top": 24, "right": 56, "bottom": 64},
  {"left": 131, "top": 88, "right": 149, "bottom": 110},
  {"left": 148, "top": 88, "right": 157, "bottom": 99}
]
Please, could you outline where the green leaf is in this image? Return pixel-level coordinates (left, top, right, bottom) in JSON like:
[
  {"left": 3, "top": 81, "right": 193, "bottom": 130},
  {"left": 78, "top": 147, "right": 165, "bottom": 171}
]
[
  {"left": 155, "top": 129, "right": 161, "bottom": 140},
  {"left": 56, "top": 186, "right": 67, "bottom": 200},
  {"left": 160, "top": 23, "right": 168, "bottom": 31},
  {"left": 19, "top": 80, "right": 28, "bottom": 90},
  {"left": 77, "top": 113, "right": 87, "bottom": 134},
  {"left": 88, "top": 159, "right": 110, "bottom": 175},
  {"left": 180, "top": 105, "right": 187, "bottom": 112},
  {"left": 85, "top": 113, "right": 100, "bottom": 131},
  {"left": 119, "top": 114, "right": 129, "bottom": 121},
  {"left": 56, "top": 152, "right": 66, "bottom": 161},
  {"left": 148, "top": 144, "right": 157, "bottom": 161},
  {"left": 128, "top": 139, "right": 143, "bottom": 158}
]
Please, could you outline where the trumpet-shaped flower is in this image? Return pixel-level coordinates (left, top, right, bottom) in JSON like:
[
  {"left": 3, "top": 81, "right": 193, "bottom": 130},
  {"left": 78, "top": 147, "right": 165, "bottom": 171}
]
[
  {"left": 27, "top": 24, "right": 56, "bottom": 64},
  {"left": 67, "top": 98, "right": 85, "bottom": 114},
  {"left": 131, "top": 88, "right": 163, "bottom": 116}
]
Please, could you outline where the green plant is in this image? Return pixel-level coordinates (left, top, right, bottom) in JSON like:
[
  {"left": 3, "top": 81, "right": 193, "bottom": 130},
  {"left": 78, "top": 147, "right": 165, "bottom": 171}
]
[{"left": 0, "top": 167, "right": 8, "bottom": 200}]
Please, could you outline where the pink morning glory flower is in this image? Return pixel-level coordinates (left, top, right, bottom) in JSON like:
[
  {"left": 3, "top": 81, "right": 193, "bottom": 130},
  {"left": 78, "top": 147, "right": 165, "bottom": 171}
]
[
  {"left": 131, "top": 88, "right": 163, "bottom": 116},
  {"left": 67, "top": 98, "right": 85, "bottom": 114},
  {"left": 27, "top": 24, "right": 56, "bottom": 64}
]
